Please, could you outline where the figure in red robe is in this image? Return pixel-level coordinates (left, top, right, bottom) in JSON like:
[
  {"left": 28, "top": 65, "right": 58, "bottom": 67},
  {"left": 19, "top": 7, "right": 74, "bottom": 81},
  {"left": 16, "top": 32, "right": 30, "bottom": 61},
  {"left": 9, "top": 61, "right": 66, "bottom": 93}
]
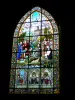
[{"left": 22, "top": 40, "right": 30, "bottom": 58}]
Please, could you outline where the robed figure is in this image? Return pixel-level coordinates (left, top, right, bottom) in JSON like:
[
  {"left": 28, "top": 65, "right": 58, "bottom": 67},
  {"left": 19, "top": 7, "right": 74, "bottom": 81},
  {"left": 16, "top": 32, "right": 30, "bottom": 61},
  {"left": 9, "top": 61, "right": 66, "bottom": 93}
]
[{"left": 17, "top": 42, "right": 23, "bottom": 60}]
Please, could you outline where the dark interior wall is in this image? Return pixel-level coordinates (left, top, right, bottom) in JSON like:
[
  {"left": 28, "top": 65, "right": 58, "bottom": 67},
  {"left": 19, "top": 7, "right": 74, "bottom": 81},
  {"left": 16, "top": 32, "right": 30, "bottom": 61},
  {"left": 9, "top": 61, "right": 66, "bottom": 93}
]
[{"left": 1, "top": 0, "right": 71, "bottom": 95}]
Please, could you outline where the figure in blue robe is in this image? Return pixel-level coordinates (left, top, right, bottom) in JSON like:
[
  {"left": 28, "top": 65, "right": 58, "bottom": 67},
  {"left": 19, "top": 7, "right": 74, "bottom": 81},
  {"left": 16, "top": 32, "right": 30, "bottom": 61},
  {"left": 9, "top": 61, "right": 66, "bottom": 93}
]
[{"left": 17, "top": 42, "right": 23, "bottom": 60}]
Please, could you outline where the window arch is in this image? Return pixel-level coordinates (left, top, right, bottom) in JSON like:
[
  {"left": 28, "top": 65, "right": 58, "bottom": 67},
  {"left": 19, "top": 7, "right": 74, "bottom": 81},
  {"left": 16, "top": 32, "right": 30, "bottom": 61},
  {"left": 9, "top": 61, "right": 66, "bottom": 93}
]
[{"left": 9, "top": 7, "right": 60, "bottom": 94}]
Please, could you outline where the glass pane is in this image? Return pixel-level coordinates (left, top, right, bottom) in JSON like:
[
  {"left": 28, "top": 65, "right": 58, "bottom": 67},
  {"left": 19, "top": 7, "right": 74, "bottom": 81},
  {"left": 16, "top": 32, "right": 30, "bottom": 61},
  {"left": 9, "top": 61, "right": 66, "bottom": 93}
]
[
  {"left": 28, "top": 89, "right": 40, "bottom": 94},
  {"left": 42, "top": 21, "right": 53, "bottom": 35},
  {"left": 53, "top": 50, "right": 59, "bottom": 67},
  {"left": 17, "top": 54, "right": 28, "bottom": 66},
  {"left": 42, "top": 14, "right": 49, "bottom": 21},
  {"left": 24, "top": 16, "right": 30, "bottom": 22},
  {"left": 54, "top": 88, "right": 60, "bottom": 94},
  {"left": 51, "top": 20, "right": 58, "bottom": 34},
  {"left": 28, "top": 64, "right": 40, "bottom": 68},
  {"left": 42, "top": 8, "right": 54, "bottom": 20},
  {"left": 30, "top": 22, "right": 41, "bottom": 36},
  {"left": 31, "top": 7, "right": 41, "bottom": 13},
  {"left": 11, "top": 53, "right": 16, "bottom": 63},
  {"left": 28, "top": 68, "right": 40, "bottom": 88},
  {"left": 29, "top": 52, "right": 41, "bottom": 65},
  {"left": 16, "top": 64, "right": 28, "bottom": 68},
  {"left": 9, "top": 69, "right": 15, "bottom": 88},
  {"left": 31, "top": 11, "right": 41, "bottom": 22},
  {"left": 17, "top": 38, "right": 29, "bottom": 63},
  {"left": 54, "top": 35, "right": 59, "bottom": 44},
  {"left": 40, "top": 89, "right": 53, "bottom": 94},
  {"left": 54, "top": 44, "right": 59, "bottom": 50},
  {"left": 9, "top": 89, "right": 14, "bottom": 94},
  {"left": 15, "top": 89, "right": 27, "bottom": 94},
  {"left": 11, "top": 63, "right": 16, "bottom": 68},
  {"left": 15, "top": 69, "right": 27, "bottom": 88},
  {"left": 40, "top": 68, "right": 53, "bottom": 88},
  {"left": 14, "top": 24, "right": 21, "bottom": 37},
  {"left": 41, "top": 35, "right": 53, "bottom": 50},
  {"left": 54, "top": 68, "right": 59, "bottom": 88},
  {"left": 19, "top": 22, "right": 30, "bottom": 37},
  {"left": 12, "top": 38, "right": 18, "bottom": 52}
]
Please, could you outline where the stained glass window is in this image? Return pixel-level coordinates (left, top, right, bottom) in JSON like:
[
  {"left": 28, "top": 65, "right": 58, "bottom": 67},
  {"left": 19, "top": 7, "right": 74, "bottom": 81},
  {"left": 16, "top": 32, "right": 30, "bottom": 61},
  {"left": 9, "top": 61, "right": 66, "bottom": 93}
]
[{"left": 9, "top": 7, "right": 60, "bottom": 94}]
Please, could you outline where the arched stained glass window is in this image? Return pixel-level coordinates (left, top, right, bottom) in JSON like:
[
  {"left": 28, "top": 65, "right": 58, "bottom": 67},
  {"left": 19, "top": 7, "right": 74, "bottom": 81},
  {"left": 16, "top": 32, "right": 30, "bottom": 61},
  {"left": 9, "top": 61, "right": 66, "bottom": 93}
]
[{"left": 9, "top": 7, "right": 60, "bottom": 94}]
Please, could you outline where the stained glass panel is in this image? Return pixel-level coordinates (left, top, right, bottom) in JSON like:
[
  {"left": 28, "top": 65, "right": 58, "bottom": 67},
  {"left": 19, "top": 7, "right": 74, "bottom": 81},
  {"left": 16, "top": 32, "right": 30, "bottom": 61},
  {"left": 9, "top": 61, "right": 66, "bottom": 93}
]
[
  {"left": 15, "top": 69, "right": 27, "bottom": 88},
  {"left": 24, "top": 16, "right": 30, "bottom": 22},
  {"left": 12, "top": 38, "right": 18, "bottom": 52},
  {"left": 30, "top": 22, "right": 41, "bottom": 36},
  {"left": 9, "top": 69, "right": 15, "bottom": 88},
  {"left": 15, "top": 89, "right": 27, "bottom": 94},
  {"left": 28, "top": 68, "right": 40, "bottom": 88},
  {"left": 40, "top": 68, "right": 53, "bottom": 88},
  {"left": 42, "top": 14, "right": 49, "bottom": 21},
  {"left": 51, "top": 20, "right": 58, "bottom": 34},
  {"left": 54, "top": 67, "right": 59, "bottom": 88},
  {"left": 42, "top": 21, "right": 53, "bottom": 35},
  {"left": 10, "top": 6, "right": 60, "bottom": 94},
  {"left": 28, "top": 89, "right": 40, "bottom": 94},
  {"left": 11, "top": 53, "right": 16, "bottom": 63},
  {"left": 40, "top": 89, "right": 53, "bottom": 94},
  {"left": 9, "top": 89, "right": 14, "bottom": 94},
  {"left": 31, "top": 7, "right": 41, "bottom": 13},
  {"left": 42, "top": 8, "right": 54, "bottom": 20},
  {"left": 31, "top": 11, "right": 41, "bottom": 22},
  {"left": 19, "top": 23, "right": 30, "bottom": 37},
  {"left": 11, "top": 63, "right": 16, "bottom": 68},
  {"left": 54, "top": 88, "right": 60, "bottom": 94},
  {"left": 14, "top": 24, "right": 22, "bottom": 37}
]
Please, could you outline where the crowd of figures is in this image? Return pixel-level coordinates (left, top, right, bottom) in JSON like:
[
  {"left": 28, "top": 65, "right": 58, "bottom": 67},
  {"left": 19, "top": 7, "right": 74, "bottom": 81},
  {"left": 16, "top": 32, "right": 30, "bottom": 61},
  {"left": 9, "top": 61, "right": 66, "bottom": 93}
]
[
  {"left": 17, "top": 38, "right": 53, "bottom": 61},
  {"left": 17, "top": 40, "right": 34, "bottom": 60}
]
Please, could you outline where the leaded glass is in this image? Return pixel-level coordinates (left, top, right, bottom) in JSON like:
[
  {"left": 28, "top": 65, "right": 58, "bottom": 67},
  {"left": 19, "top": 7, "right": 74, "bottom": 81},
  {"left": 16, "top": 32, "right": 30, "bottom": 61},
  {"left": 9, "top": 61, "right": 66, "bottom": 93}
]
[
  {"left": 42, "top": 14, "right": 49, "bottom": 21},
  {"left": 9, "top": 6, "right": 60, "bottom": 94},
  {"left": 9, "top": 89, "right": 14, "bottom": 94},
  {"left": 42, "top": 21, "right": 53, "bottom": 35},
  {"left": 14, "top": 24, "right": 22, "bottom": 37},
  {"left": 19, "top": 22, "right": 30, "bottom": 37},
  {"left": 40, "top": 89, "right": 53, "bottom": 94},
  {"left": 12, "top": 38, "right": 18, "bottom": 52},
  {"left": 9, "top": 69, "right": 15, "bottom": 88},
  {"left": 15, "top": 69, "right": 27, "bottom": 88},
  {"left": 42, "top": 8, "right": 54, "bottom": 20},
  {"left": 28, "top": 68, "right": 40, "bottom": 88},
  {"left": 31, "top": 11, "right": 41, "bottom": 22},
  {"left": 54, "top": 88, "right": 60, "bottom": 94},
  {"left": 31, "top": 7, "right": 41, "bottom": 13},
  {"left": 40, "top": 68, "right": 53, "bottom": 88},
  {"left": 54, "top": 67, "right": 59, "bottom": 88},
  {"left": 11, "top": 53, "right": 16, "bottom": 63},
  {"left": 11, "top": 63, "right": 16, "bottom": 68}
]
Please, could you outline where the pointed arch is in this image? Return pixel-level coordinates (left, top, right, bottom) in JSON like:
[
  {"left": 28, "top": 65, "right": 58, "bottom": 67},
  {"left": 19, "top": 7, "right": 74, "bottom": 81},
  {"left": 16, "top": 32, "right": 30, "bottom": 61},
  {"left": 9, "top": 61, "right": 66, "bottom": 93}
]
[{"left": 9, "top": 7, "right": 60, "bottom": 94}]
